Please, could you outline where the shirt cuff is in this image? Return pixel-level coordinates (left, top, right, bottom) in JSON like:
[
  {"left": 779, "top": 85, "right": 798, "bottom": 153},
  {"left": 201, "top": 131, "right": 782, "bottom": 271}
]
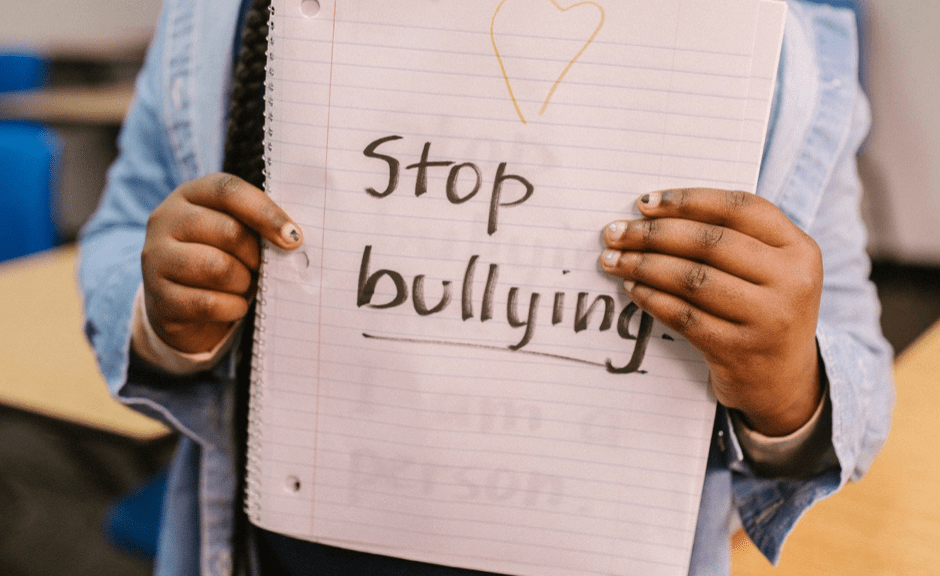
[
  {"left": 730, "top": 384, "right": 837, "bottom": 478},
  {"left": 130, "top": 285, "right": 241, "bottom": 376}
]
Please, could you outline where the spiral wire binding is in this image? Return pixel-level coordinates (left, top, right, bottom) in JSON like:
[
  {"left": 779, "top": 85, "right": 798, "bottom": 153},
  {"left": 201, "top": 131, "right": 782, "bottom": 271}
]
[{"left": 242, "top": 0, "right": 278, "bottom": 526}]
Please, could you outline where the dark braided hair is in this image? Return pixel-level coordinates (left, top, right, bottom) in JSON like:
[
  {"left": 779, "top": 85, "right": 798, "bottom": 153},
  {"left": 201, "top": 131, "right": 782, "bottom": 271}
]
[
  {"left": 224, "top": 0, "right": 271, "bottom": 573},
  {"left": 224, "top": 0, "right": 271, "bottom": 188}
]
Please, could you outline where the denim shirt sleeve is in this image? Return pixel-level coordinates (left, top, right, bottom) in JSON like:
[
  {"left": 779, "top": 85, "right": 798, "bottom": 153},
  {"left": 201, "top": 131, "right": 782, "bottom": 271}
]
[
  {"left": 727, "top": 1, "right": 895, "bottom": 564},
  {"left": 78, "top": 2, "right": 247, "bottom": 574},
  {"left": 78, "top": 1, "right": 192, "bottom": 430},
  {"left": 78, "top": 0, "right": 244, "bottom": 445}
]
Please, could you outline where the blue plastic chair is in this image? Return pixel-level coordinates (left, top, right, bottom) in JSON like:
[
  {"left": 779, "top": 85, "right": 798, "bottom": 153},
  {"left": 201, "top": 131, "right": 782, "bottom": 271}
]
[
  {"left": 0, "top": 121, "right": 61, "bottom": 262},
  {"left": 0, "top": 52, "right": 60, "bottom": 262},
  {"left": 102, "top": 469, "right": 168, "bottom": 560},
  {"left": 0, "top": 52, "right": 50, "bottom": 93}
]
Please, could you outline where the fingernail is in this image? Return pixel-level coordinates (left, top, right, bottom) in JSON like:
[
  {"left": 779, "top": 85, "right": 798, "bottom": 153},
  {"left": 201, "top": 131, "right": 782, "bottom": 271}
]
[
  {"left": 640, "top": 192, "right": 661, "bottom": 209},
  {"left": 623, "top": 280, "right": 636, "bottom": 293},
  {"left": 605, "top": 220, "right": 627, "bottom": 240},
  {"left": 601, "top": 249, "right": 620, "bottom": 268},
  {"left": 281, "top": 223, "right": 302, "bottom": 245}
]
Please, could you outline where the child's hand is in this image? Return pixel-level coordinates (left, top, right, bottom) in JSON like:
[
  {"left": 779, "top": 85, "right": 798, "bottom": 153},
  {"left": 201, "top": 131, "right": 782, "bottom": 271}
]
[
  {"left": 141, "top": 174, "right": 304, "bottom": 354},
  {"left": 600, "top": 188, "right": 823, "bottom": 437}
]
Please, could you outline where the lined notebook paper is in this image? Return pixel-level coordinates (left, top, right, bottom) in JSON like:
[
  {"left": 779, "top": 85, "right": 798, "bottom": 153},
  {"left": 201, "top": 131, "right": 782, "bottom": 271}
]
[{"left": 247, "top": 1, "right": 787, "bottom": 575}]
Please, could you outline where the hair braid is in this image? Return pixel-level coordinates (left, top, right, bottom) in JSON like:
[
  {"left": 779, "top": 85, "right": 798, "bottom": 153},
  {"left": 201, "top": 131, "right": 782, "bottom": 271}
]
[{"left": 224, "top": 0, "right": 271, "bottom": 188}]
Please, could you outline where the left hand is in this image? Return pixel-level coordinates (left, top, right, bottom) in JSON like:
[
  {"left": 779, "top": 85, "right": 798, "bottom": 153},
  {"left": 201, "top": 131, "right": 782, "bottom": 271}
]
[{"left": 600, "top": 188, "right": 823, "bottom": 436}]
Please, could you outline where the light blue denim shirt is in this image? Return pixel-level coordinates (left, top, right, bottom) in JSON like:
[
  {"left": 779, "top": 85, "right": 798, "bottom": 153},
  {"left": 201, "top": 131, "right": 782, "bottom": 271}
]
[{"left": 78, "top": 1, "right": 894, "bottom": 575}]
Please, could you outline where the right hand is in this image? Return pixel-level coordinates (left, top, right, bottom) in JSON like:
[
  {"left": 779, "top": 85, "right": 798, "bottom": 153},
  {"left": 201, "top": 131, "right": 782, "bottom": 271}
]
[{"left": 141, "top": 173, "right": 303, "bottom": 353}]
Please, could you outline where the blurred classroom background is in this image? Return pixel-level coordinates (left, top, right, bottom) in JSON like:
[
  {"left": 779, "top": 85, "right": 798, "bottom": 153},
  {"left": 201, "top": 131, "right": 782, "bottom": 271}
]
[{"left": 1, "top": 1, "right": 938, "bottom": 575}]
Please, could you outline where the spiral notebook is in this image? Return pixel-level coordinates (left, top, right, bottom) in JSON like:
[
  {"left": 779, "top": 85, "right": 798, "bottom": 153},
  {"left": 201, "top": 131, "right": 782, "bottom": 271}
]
[{"left": 247, "top": 1, "right": 786, "bottom": 574}]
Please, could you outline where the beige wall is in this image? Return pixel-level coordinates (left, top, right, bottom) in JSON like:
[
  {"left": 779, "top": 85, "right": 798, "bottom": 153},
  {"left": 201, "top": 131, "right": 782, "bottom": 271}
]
[
  {"left": 0, "top": 0, "right": 161, "bottom": 52},
  {"left": 860, "top": 0, "right": 940, "bottom": 264}
]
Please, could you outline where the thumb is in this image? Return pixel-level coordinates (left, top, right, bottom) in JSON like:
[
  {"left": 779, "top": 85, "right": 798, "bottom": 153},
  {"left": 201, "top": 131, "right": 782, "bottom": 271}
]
[{"left": 185, "top": 173, "right": 304, "bottom": 250}]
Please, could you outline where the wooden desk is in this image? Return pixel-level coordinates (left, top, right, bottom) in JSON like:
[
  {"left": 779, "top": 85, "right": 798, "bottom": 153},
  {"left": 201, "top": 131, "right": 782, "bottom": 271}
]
[
  {"left": 732, "top": 322, "right": 940, "bottom": 575},
  {"left": 0, "top": 246, "right": 169, "bottom": 441}
]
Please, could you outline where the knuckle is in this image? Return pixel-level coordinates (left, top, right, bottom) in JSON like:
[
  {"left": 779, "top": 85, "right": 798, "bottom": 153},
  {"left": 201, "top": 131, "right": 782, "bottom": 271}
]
[
  {"left": 696, "top": 224, "right": 725, "bottom": 250},
  {"left": 693, "top": 324, "right": 725, "bottom": 361},
  {"left": 145, "top": 199, "right": 174, "bottom": 235},
  {"left": 260, "top": 202, "right": 286, "bottom": 229},
  {"left": 140, "top": 252, "right": 162, "bottom": 291},
  {"left": 790, "top": 237, "right": 824, "bottom": 295},
  {"left": 150, "top": 288, "right": 186, "bottom": 323},
  {"left": 630, "top": 252, "right": 650, "bottom": 283},
  {"left": 167, "top": 208, "right": 203, "bottom": 243},
  {"left": 639, "top": 219, "right": 659, "bottom": 247},
  {"left": 791, "top": 272, "right": 822, "bottom": 308},
  {"left": 211, "top": 173, "right": 244, "bottom": 205},
  {"left": 140, "top": 242, "right": 155, "bottom": 272},
  {"left": 725, "top": 329, "right": 749, "bottom": 353},
  {"left": 723, "top": 190, "right": 753, "bottom": 215},
  {"left": 806, "top": 236, "right": 824, "bottom": 271},
  {"left": 189, "top": 290, "right": 219, "bottom": 320},
  {"left": 765, "top": 303, "right": 795, "bottom": 337},
  {"left": 145, "top": 209, "right": 159, "bottom": 231},
  {"left": 220, "top": 217, "right": 250, "bottom": 248},
  {"left": 708, "top": 332, "right": 752, "bottom": 371},
  {"left": 628, "top": 288, "right": 648, "bottom": 308},
  {"left": 680, "top": 263, "right": 709, "bottom": 295},
  {"left": 158, "top": 320, "right": 189, "bottom": 340},
  {"left": 673, "top": 304, "right": 697, "bottom": 333},
  {"left": 206, "top": 253, "right": 238, "bottom": 285},
  {"left": 665, "top": 188, "right": 694, "bottom": 210},
  {"left": 141, "top": 242, "right": 174, "bottom": 284}
]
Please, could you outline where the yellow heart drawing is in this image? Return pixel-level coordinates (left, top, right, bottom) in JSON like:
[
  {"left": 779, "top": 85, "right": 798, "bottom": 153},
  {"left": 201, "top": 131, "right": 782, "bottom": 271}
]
[{"left": 491, "top": 0, "right": 606, "bottom": 124}]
